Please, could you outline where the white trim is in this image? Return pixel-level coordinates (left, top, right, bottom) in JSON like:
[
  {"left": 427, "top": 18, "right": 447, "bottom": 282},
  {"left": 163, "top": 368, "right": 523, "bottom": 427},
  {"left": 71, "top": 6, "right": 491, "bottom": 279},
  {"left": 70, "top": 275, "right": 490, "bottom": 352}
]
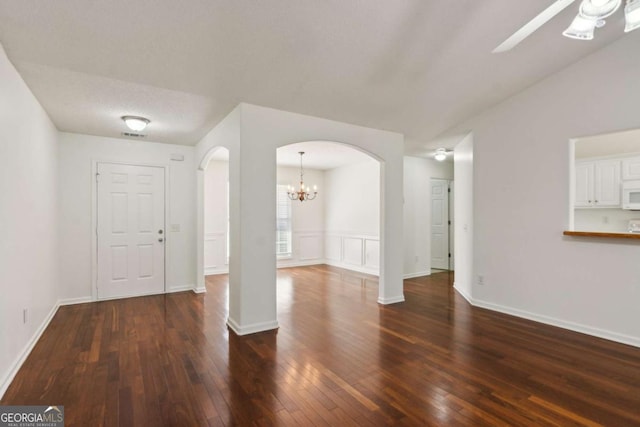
[
  {"left": 0, "top": 302, "right": 59, "bottom": 399},
  {"left": 403, "top": 271, "right": 431, "bottom": 279},
  {"left": 277, "top": 259, "right": 325, "bottom": 269},
  {"left": 91, "top": 159, "right": 169, "bottom": 301},
  {"left": 204, "top": 267, "right": 229, "bottom": 275},
  {"left": 377, "top": 295, "right": 405, "bottom": 305},
  {"left": 193, "top": 286, "right": 207, "bottom": 294},
  {"left": 226, "top": 317, "right": 279, "bottom": 336},
  {"left": 166, "top": 285, "right": 195, "bottom": 294},
  {"left": 58, "top": 296, "right": 93, "bottom": 306},
  {"left": 453, "top": 285, "right": 640, "bottom": 349},
  {"left": 324, "top": 259, "right": 379, "bottom": 276},
  {"left": 453, "top": 282, "right": 473, "bottom": 304}
]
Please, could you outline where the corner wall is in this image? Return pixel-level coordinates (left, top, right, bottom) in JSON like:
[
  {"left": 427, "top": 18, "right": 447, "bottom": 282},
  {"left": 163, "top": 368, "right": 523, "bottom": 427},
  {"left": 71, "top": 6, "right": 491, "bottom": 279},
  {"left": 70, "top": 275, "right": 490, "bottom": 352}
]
[
  {"left": 0, "top": 44, "right": 59, "bottom": 396},
  {"left": 453, "top": 32, "right": 640, "bottom": 346},
  {"left": 57, "top": 133, "right": 197, "bottom": 300},
  {"left": 403, "top": 156, "right": 454, "bottom": 278}
]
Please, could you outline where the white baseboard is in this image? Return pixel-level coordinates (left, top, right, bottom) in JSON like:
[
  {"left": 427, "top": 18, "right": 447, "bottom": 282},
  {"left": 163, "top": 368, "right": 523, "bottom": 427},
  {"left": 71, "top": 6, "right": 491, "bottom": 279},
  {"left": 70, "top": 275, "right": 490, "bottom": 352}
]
[
  {"left": 0, "top": 301, "right": 59, "bottom": 399},
  {"left": 204, "top": 267, "right": 228, "bottom": 276},
  {"left": 58, "top": 296, "right": 93, "bottom": 306},
  {"left": 226, "top": 317, "right": 279, "bottom": 336},
  {"left": 277, "top": 259, "right": 325, "bottom": 269},
  {"left": 403, "top": 271, "right": 431, "bottom": 279},
  {"left": 453, "top": 282, "right": 473, "bottom": 304},
  {"left": 323, "top": 259, "right": 379, "bottom": 276},
  {"left": 453, "top": 286, "right": 640, "bottom": 349},
  {"left": 193, "top": 286, "right": 207, "bottom": 294},
  {"left": 166, "top": 284, "right": 195, "bottom": 294},
  {"left": 377, "top": 295, "right": 405, "bottom": 305}
]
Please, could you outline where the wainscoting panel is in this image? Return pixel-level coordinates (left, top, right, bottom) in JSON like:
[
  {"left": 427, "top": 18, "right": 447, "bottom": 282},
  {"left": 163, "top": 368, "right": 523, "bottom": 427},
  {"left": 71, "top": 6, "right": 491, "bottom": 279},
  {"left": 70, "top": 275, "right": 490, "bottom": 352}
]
[
  {"left": 297, "top": 233, "right": 323, "bottom": 261},
  {"left": 364, "top": 239, "right": 380, "bottom": 269},
  {"left": 325, "top": 233, "right": 379, "bottom": 276},
  {"left": 204, "top": 232, "right": 227, "bottom": 275},
  {"left": 343, "top": 237, "right": 364, "bottom": 266},
  {"left": 325, "top": 235, "right": 342, "bottom": 261}
]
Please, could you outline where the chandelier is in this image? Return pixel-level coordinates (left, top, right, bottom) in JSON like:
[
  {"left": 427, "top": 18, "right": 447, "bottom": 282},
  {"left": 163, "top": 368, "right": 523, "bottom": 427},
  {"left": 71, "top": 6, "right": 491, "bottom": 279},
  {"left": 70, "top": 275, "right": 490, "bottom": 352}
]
[{"left": 287, "top": 152, "right": 318, "bottom": 202}]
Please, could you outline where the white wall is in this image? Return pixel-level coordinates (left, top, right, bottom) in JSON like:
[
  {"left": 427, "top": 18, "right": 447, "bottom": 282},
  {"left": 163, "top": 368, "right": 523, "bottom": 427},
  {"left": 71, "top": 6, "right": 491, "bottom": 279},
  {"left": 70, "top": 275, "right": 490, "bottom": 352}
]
[
  {"left": 453, "top": 134, "right": 473, "bottom": 301},
  {"left": 203, "top": 161, "right": 326, "bottom": 273},
  {"left": 0, "top": 44, "right": 59, "bottom": 396},
  {"left": 203, "top": 160, "right": 229, "bottom": 275},
  {"left": 450, "top": 31, "right": 640, "bottom": 347},
  {"left": 403, "top": 156, "right": 454, "bottom": 278},
  {"left": 58, "top": 133, "right": 196, "bottom": 300},
  {"left": 324, "top": 159, "right": 381, "bottom": 274},
  {"left": 277, "top": 165, "right": 325, "bottom": 267}
]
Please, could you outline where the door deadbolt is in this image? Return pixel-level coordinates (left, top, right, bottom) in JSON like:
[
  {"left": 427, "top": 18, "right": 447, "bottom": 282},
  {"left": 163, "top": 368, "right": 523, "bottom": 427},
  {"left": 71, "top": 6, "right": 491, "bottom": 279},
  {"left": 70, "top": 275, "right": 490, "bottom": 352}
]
[
  {"left": 158, "top": 229, "right": 163, "bottom": 234},
  {"left": 158, "top": 238, "right": 164, "bottom": 243}
]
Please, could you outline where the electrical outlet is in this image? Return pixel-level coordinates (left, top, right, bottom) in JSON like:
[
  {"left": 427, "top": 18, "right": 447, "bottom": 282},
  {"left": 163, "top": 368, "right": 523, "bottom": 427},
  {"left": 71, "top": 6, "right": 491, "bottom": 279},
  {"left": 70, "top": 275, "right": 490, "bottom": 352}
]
[
  {"left": 477, "top": 275, "right": 485, "bottom": 286},
  {"left": 23, "top": 308, "right": 28, "bottom": 324}
]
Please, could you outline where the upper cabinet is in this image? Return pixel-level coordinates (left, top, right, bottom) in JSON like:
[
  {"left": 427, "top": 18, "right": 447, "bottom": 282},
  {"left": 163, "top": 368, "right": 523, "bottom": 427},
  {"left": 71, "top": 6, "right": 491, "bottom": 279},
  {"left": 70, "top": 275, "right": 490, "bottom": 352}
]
[
  {"left": 575, "top": 159, "right": 621, "bottom": 208},
  {"left": 622, "top": 156, "right": 640, "bottom": 180}
]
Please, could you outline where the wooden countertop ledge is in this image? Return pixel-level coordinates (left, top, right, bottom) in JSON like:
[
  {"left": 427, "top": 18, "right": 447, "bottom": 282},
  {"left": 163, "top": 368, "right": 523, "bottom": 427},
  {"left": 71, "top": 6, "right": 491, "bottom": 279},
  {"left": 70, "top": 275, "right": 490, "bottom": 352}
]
[{"left": 563, "top": 231, "right": 640, "bottom": 240}]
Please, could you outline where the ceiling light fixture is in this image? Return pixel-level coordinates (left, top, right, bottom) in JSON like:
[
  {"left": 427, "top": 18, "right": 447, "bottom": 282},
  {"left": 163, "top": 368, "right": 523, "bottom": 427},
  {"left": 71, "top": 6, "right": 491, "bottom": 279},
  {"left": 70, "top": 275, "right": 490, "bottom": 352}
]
[
  {"left": 122, "top": 116, "right": 150, "bottom": 132},
  {"left": 563, "top": 0, "right": 638, "bottom": 40},
  {"left": 434, "top": 148, "right": 450, "bottom": 162},
  {"left": 287, "top": 152, "right": 318, "bottom": 202},
  {"left": 625, "top": 0, "right": 640, "bottom": 31}
]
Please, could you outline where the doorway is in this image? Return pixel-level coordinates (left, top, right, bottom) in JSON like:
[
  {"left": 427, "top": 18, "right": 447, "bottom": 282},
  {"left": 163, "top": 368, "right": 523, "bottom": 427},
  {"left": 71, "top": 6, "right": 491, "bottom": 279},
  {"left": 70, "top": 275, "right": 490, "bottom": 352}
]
[
  {"left": 96, "top": 162, "right": 166, "bottom": 299},
  {"left": 431, "top": 178, "right": 454, "bottom": 271}
]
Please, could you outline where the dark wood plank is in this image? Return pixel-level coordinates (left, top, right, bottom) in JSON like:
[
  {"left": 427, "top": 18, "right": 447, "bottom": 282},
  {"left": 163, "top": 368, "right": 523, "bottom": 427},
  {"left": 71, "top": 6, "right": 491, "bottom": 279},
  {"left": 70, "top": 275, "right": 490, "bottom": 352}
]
[{"left": 2, "top": 265, "right": 640, "bottom": 426}]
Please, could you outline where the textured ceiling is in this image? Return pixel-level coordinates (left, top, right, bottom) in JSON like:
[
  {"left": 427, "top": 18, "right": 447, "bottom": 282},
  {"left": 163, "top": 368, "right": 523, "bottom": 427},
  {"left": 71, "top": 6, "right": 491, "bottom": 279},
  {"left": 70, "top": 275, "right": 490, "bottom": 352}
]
[{"left": 0, "top": 0, "right": 628, "bottom": 152}]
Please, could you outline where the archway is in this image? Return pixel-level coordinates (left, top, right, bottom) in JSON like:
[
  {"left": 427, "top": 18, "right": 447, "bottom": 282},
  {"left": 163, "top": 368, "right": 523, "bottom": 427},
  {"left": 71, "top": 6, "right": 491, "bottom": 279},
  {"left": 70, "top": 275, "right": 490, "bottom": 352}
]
[{"left": 195, "top": 103, "right": 404, "bottom": 336}]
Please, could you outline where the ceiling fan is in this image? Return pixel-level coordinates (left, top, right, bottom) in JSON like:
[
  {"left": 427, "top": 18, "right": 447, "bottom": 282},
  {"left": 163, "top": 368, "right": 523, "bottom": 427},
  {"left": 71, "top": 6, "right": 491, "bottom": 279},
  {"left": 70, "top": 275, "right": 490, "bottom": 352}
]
[{"left": 493, "top": 0, "right": 640, "bottom": 53}]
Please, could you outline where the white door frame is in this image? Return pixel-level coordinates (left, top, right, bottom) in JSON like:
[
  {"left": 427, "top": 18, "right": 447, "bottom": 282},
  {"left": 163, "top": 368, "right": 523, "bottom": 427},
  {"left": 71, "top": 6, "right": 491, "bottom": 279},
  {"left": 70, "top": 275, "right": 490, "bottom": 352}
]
[
  {"left": 431, "top": 178, "right": 454, "bottom": 271},
  {"left": 91, "top": 159, "right": 169, "bottom": 301}
]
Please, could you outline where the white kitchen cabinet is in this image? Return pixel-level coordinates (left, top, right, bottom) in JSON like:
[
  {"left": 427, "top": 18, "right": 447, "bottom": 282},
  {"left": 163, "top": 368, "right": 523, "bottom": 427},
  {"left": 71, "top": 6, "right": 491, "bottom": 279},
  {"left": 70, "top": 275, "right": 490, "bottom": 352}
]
[
  {"left": 622, "top": 156, "right": 640, "bottom": 180},
  {"left": 575, "top": 160, "right": 621, "bottom": 208}
]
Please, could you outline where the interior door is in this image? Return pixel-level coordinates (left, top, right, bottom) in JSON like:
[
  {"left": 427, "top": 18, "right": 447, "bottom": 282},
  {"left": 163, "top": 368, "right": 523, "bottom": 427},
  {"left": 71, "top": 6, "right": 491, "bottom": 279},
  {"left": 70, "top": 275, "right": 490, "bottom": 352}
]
[
  {"left": 97, "top": 163, "right": 165, "bottom": 299},
  {"left": 431, "top": 178, "right": 450, "bottom": 270}
]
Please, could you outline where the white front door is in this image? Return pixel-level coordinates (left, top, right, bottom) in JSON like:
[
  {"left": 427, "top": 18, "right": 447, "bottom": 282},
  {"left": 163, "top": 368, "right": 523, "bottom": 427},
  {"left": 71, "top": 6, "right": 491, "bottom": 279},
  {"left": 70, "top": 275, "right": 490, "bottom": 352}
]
[
  {"left": 431, "top": 178, "right": 450, "bottom": 270},
  {"left": 97, "top": 163, "right": 165, "bottom": 299}
]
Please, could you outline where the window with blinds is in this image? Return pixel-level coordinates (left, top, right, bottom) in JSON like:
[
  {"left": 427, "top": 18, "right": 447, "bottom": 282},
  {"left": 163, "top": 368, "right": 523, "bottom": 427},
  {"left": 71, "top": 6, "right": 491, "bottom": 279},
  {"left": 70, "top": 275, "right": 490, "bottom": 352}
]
[{"left": 276, "top": 185, "right": 292, "bottom": 257}]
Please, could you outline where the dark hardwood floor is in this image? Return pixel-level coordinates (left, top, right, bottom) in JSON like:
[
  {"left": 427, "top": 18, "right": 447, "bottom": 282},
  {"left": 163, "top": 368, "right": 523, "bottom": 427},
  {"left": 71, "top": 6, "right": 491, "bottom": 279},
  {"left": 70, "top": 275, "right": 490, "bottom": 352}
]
[{"left": 3, "top": 265, "right": 640, "bottom": 426}]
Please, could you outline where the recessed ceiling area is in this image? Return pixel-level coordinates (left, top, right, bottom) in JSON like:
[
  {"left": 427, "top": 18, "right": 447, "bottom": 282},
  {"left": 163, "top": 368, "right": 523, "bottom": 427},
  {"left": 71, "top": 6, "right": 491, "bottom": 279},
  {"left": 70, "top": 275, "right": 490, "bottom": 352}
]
[{"left": 0, "top": 0, "right": 631, "bottom": 153}]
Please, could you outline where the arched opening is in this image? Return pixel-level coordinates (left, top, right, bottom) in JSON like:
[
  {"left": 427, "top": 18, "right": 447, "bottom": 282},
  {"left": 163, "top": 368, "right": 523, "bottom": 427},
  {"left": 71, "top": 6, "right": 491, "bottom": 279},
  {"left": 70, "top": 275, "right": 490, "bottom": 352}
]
[
  {"left": 194, "top": 103, "right": 404, "bottom": 336},
  {"left": 275, "top": 141, "right": 381, "bottom": 278}
]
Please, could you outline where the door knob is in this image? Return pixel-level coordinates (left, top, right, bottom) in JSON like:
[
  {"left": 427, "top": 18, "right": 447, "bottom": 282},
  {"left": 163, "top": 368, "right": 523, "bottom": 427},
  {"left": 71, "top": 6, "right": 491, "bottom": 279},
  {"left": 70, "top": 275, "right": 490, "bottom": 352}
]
[{"left": 158, "top": 229, "right": 163, "bottom": 234}]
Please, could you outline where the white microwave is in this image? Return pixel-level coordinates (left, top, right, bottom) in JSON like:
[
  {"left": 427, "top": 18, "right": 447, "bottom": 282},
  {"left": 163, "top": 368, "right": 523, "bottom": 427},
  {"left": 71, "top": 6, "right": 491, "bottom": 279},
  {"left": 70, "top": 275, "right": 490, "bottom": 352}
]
[{"left": 622, "top": 180, "right": 640, "bottom": 210}]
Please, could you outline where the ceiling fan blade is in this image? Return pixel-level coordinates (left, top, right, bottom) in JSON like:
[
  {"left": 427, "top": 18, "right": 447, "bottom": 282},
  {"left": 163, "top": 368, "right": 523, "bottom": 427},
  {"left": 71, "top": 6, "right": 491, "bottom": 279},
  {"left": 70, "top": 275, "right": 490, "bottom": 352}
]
[{"left": 492, "top": 0, "right": 578, "bottom": 53}]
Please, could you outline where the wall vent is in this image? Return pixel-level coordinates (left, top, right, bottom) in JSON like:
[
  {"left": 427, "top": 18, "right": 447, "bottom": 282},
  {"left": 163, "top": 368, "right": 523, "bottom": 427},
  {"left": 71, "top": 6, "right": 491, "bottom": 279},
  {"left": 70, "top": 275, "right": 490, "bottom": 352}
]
[{"left": 122, "top": 132, "right": 146, "bottom": 138}]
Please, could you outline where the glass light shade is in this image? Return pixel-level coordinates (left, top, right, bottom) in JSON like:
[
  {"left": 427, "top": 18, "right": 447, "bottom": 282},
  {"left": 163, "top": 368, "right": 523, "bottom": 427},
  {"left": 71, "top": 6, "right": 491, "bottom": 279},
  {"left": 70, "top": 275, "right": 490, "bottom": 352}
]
[
  {"left": 579, "top": 0, "right": 621, "bottom": 19},
  {"left": 563, "top": 15, "right": 597, "bottom": 39},
  {"left": 122, "top": 116, "right": 150, "bottom": 132},
  {"left": 625, "top": 0, "right": 640, "bottom": 32},
  {"left": 434, "top": 148, "right": 447, "bottom": 162}
]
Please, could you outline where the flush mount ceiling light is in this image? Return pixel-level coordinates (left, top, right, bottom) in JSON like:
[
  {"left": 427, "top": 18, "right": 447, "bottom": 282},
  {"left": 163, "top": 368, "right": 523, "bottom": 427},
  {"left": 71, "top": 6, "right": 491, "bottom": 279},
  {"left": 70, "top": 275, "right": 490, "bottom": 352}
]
[
  {"left": 121, "top": 116, "right": 150, "bottom": 132},
  {"left": 434, "top": 148, "right": 451, "bottom": 162},
  {"left": 493, "top": 0, "right": 639, "bottom": 52}
]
